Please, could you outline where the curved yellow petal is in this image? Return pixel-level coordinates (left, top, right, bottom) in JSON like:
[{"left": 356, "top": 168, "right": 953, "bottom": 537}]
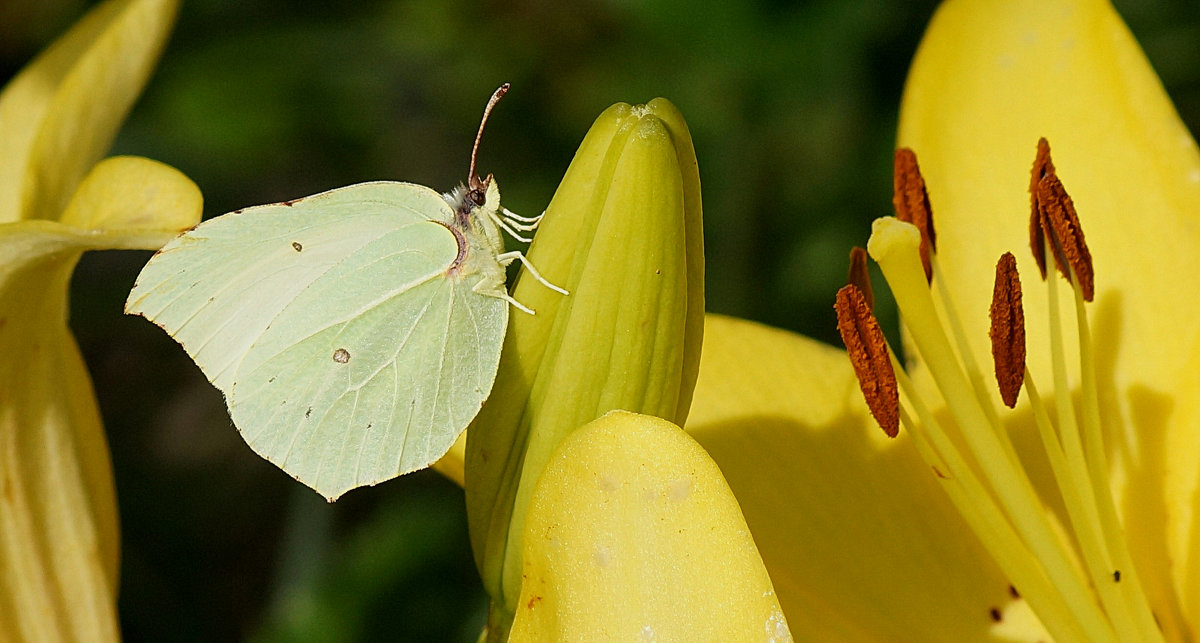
[
  {"left": 0, "top": 0, "right": 181, "bottom": 223},
  {"left": 510, "top": 410, "right": 789, "bottom": 642},
  {"left": 899, "top": 0, "right": 1200, "bottom": 631},
  {"left": 686, "top": 315, "right": 1049, "bottom": 641},
  {"left": 60, "top": 155, "right": 202, "bottom": 236}
]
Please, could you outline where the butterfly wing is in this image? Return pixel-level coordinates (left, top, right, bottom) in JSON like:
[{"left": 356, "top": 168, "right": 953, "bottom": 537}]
[
  {"left": 127, "top": 181, "right": 508, "bottom": 499},
  {"left": 229, "top": 232, "right": 507, "bottom": 499}
]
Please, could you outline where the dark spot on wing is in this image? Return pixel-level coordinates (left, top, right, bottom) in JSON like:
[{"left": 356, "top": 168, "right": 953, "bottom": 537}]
[
  {"left": 989, "top": 607, "right": 1001, "bottom": 622},
  {"left": 333, "top": 348, "right": 351, "bottom": 363},
  {"left": 305, "top": 407, "right": 312, "bottom": 418},
  {"left": 292, "top": 241, "right": 303, "bottom": 252},
  {"left": 268, "top": 377, "right": 275, "bottom": 383}
]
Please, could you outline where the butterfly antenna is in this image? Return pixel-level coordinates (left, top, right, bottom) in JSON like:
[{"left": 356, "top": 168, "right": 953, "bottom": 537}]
[{"left": 469, "top": 83, "right": 510, "bottom": 192}]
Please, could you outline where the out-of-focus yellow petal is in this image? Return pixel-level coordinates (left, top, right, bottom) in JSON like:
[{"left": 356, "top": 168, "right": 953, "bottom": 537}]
[
  {"left": 0, "top": 138, "right": 197, "bottom": 643},
  {"left": 0, "top": 231, "right": 117, "bottom": 641},
  {"left": 509, "top": 410, "right": 789, "bottom": 642},
  {"left": 0, "top": 257, "right": 119, "bottom": 641},
  {"left": 0, "top": 207, "right": 198, "bottom": 641},
  {"left": 686, "top": 315, "right": 1050, "bottom": 641},
  {"left": 899, "top": 0, "right": 1200, "bottom": 630},
  {"left": 0, "top": 0, "right": 180, "bottom": 223},
  {"left": 60, "top": 155, "right": 202, "bottom": 235}
]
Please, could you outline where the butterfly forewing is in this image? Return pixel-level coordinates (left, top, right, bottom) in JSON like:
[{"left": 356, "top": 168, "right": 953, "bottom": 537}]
[{"left": 127, "top": 181, "right": 508, "bottom": 500}]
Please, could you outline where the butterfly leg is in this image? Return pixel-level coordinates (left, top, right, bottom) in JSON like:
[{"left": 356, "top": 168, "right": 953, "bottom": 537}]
[
  {"left": 497, "top": 251, "right": 569, "bottom": 296},
  {"left": 488, "top": 210, "right": 533, "bottom": 243},
  {"left": 500, "top": 207, "right": 545, "bottom": 225},
  {"left": 499, "top": 218, "right": 541, "bottom": 232},
  {"left": 471, "top": 278, "right": 536, "bottom": 315}
]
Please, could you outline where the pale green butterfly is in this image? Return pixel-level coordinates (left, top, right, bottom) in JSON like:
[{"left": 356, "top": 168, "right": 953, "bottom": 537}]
[{"left": 126, "top": 84, "right": 564, "bottom": 501}]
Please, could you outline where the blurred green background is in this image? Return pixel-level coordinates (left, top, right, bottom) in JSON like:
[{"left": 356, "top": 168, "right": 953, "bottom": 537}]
[{"left": 3, "top": 0, "right": 1199, "bottom": 640}]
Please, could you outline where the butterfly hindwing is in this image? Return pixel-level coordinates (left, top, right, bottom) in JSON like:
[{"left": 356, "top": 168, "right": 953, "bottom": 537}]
[{"left": 230, "top": 228, "right": 507, "bottom": 498}]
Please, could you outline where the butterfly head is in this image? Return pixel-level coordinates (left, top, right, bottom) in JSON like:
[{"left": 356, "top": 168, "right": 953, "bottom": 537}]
[{"left": 446, "top": 175, "right": 501, "bottom": 232}]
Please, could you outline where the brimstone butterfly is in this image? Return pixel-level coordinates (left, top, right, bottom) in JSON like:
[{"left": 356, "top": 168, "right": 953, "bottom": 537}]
[{"left": 126, "top": 85, "right": 564, "bottom": 500}]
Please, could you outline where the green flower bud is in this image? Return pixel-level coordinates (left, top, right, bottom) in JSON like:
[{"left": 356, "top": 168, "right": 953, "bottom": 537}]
[{"left": 465, "top": 99, "right": 704, "bottom": 638}]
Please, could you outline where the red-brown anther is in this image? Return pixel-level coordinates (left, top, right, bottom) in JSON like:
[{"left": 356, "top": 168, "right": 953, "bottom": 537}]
[
  {"left": 989, "top": 252, "right": 1026, "bottom": 408},
  {"left": 893, "top": 148, "right": 937, "bottom": 284},
  {"left": 847, "top": 246, "right": 874, "bottom": 311},
  {"left": 835, "top": 284, "right": 899, "bottom": 437},
  {"left": 1036, "top": 173, "right": 1095, "bottom": 302},
  {"left": 1029, "top": 138, "right": 1055, "bottom": 279}
]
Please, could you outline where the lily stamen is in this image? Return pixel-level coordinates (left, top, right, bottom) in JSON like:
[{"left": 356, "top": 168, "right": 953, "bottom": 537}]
[
  {"left": 989, "top": 252, "right": 1026, "bottom": 409},
  {"left": 1026, "top": 140, "right": 1161, "bottom": 639},
  {"left": 846, "top": 246, "right": 874, "bottom": 310},
  {"left": 896, "top": 149, "right": 1009, "bottom": 436},
  {"left": 892, "top": 148, "right": 937, "bottom": 283},
  {"left": 834, "top": 284, "right": 897, "bottom": 437},
  {"left": 892, "top": 363, "right": 1089, "bottom": 642},
  {"left": 1037, "top": 174, "right": 1096, "bottom": 302},
  {"left": 838, "top": 139, "right": 1182, "bottom": 641},
  {"left": 866, "top": 215, "right": 1112, "bottom": 641}
]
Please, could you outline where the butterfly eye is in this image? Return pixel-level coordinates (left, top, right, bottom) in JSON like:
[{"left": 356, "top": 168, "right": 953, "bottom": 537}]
[{"left": 469, "top": 189, "right": 486, "bottom": 206}]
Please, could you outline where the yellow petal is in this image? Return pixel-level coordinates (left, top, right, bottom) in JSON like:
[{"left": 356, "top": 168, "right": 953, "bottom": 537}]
[
  {"left": 433, "top": 432, "right": 466, "bottom": 488},
  {"left": 1167, "top": 341, "right": 1200, "bottom": 625},
  {"left": 0, "top": 204, "right": 200, "bottom": 639},
  {"left": 898, "top": 0, "right": 1200, "bottom": 631},
  {"left": 509, "top": 410, "right": 790, "bottom": 642},
  {"left": 466, "top": 99, "right": 703, "bottom": 630},
  {"left": 0, "top": 231, "right": 119, "bottom": 641},
  {"left": 0, "top": 0, "right": 181, "bottom": 223},
  {"left": 0, "top": 154, "right": 197, "bottom": 642},
  {"left": 687, "top": 315, "right": 1050, "bottom": 641},
  {"left": 60, "top": 155, "right": 203, "bottom": 235}
]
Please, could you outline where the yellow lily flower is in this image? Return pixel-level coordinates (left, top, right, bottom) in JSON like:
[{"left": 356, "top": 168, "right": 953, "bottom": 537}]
[
  {"left": 688, "top": 0, "right": 1199, "bottom": 640},
  {"left": 0, "top": 0, "right": 201, "bottom": 639},
  {"left": 439, "top": 0, "right": 1197, "bottom": 639}
]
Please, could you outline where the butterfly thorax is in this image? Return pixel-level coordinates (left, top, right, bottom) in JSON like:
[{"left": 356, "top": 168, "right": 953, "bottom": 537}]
[{"left": 441, "top": 180, "right": 506, "bottom": 296}]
